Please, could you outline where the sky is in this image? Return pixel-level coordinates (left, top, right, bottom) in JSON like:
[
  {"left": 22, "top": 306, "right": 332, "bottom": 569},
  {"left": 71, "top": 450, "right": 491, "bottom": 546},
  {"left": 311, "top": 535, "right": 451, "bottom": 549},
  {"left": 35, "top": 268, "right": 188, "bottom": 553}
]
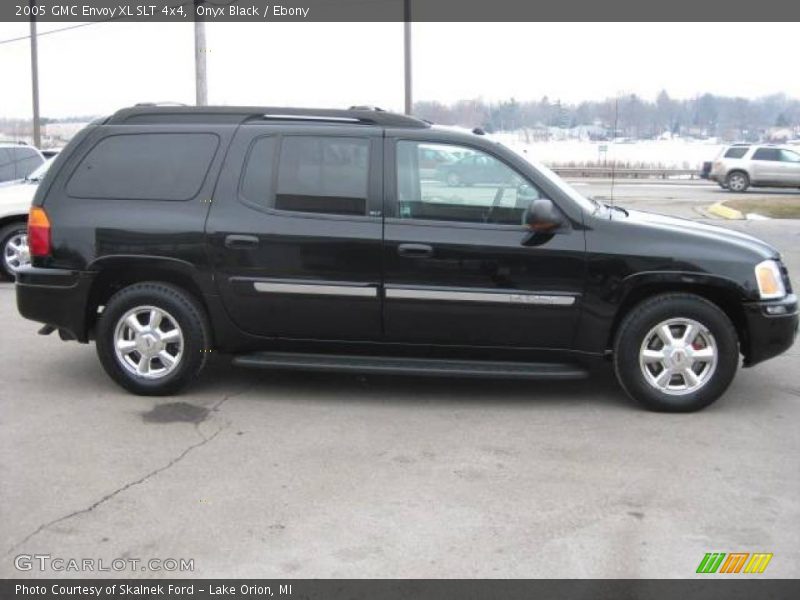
[{"left": 0, "top": 21, "right": 798, "bottom": 119}]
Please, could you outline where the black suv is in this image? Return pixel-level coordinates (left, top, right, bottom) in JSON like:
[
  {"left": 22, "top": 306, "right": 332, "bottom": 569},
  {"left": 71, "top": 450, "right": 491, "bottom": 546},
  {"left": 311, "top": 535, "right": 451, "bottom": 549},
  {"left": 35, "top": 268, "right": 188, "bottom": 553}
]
[{"left": 15, "top": 106, "right": 798, "bottom": 411}]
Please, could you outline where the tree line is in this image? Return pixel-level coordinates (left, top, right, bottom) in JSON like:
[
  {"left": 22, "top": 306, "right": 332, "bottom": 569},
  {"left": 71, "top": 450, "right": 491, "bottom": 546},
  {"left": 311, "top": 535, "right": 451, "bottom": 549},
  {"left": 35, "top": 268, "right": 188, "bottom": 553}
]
[{"left": 414, "top": 92, "right": 800, "bottom": 141}]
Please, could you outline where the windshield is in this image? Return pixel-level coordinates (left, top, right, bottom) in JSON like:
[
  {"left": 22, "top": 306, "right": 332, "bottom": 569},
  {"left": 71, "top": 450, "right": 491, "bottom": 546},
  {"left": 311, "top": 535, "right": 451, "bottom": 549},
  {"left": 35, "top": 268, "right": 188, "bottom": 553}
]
[
  {"left": 26, "top": 158, "right": 52, "bottom": 181},
  {"left": 501, "top": 144, "right": 600, "bottom": 213}
]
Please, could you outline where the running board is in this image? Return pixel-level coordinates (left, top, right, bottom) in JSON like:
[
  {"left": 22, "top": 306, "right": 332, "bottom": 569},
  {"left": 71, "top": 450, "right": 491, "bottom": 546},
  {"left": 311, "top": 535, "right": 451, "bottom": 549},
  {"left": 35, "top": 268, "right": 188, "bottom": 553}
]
[{"left": 232, "top": 352, "right": 589, "bottom": 380}]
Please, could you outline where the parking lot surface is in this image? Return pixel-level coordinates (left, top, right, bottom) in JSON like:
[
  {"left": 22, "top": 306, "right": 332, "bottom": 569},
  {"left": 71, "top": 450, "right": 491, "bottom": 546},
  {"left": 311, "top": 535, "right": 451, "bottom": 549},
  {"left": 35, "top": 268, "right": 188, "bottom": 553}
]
[{"left": 1, "top": 217, "right": 798, "bottom": 579}]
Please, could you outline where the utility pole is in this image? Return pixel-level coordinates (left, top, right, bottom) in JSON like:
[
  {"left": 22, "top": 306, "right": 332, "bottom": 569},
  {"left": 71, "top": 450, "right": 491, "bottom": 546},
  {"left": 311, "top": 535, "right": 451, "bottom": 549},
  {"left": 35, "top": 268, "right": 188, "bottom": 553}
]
[
  {"left": 403, "top": 0, "right": 412, "bottom": 115},
  {"left": 194, "top": 0, "right": 208, "bottom": 106},
  {"left": 29, "top": 0, "right": 41, "bottom": 147}
]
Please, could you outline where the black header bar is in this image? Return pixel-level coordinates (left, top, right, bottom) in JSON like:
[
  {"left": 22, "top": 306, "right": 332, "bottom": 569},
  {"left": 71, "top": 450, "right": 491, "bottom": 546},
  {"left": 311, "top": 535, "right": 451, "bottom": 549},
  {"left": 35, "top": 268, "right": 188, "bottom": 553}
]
[{"left": 4, "top": 0, "right": 800, "bottom": 22}]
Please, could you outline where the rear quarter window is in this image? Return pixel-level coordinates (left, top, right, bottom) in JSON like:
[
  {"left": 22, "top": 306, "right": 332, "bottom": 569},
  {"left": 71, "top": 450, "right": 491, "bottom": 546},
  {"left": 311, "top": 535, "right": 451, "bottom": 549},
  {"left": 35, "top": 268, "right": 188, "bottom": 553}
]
[
  {"left": 723, "top": 147, "right": 748, "bottom": 159},
  {"left": 66, "top": 132, "right": 219, "bottom": 201}
]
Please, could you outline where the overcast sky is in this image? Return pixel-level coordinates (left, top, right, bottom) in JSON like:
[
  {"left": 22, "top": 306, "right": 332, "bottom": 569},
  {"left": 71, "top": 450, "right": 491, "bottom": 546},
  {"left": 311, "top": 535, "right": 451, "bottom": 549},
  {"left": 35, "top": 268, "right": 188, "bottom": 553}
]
[{"left": 0, "top": 22, "right": 798, "bottom": 118}]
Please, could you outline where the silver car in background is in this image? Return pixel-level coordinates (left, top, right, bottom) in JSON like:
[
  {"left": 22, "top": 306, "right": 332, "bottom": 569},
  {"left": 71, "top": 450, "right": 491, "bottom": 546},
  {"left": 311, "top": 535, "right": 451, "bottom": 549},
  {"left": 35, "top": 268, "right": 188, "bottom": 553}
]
[{"left": 710, "top": 144, "right": 800, "bottom": 192}]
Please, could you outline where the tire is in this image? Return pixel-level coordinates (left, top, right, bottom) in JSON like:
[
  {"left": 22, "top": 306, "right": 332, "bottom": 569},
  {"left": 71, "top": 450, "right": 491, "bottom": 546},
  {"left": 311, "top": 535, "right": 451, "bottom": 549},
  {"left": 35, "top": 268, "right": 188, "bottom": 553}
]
[
  {"left": 725, "top": 171, "right": 750, "bottom": 193},
  {"left": 613, "top": 293, "right": 738, "bottom": 412},
  {"left": 447, "top": 172, "right": 461, "bottom": 186},
  {"left": 0, "top": 222, "right": 30, "bottom": 280},
  {"left": 95, "top": 282, "right": 211, "bottom": 395}
]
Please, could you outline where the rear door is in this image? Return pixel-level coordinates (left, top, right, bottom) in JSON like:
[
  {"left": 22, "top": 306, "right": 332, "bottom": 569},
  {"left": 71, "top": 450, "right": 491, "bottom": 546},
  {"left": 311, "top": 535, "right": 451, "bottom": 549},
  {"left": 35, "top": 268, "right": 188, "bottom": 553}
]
[
  {"left": 382, "top": 137, "right": 586, "bottom": 349},
  {"left": 207, "top": 124, "right": 384, "bottom": 340},
  {"left": 750, "top": 147, "right": 782, "bottom": 183}
]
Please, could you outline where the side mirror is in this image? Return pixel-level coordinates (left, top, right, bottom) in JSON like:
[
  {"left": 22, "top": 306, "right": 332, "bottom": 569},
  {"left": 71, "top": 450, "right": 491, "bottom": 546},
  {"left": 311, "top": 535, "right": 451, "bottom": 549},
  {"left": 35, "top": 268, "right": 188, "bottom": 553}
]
[{"left": 524, "top": 199, "right": 565, "bottom": 233}]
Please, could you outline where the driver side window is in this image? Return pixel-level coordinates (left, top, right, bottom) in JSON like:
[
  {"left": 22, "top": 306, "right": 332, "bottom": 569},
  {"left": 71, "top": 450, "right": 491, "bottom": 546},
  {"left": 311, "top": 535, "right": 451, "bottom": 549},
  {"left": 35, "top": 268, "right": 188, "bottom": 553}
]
[{"left": 395, "top": 141, "right": 545, "bottom": 225}]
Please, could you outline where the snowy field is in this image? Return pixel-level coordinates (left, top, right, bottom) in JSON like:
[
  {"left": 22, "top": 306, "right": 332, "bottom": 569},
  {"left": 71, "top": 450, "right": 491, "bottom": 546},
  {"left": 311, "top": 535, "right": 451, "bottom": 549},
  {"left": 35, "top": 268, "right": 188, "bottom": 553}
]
[{"left": 491, "top": 132, "right": 725, "bottom": 170}]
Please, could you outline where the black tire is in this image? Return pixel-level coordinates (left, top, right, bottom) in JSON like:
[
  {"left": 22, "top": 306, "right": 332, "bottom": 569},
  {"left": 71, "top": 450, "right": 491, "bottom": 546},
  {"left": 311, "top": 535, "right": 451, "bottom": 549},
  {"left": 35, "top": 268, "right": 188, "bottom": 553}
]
[
  {"left": 725, "top": 171, "right": 750, "bottom": 193},
  {"left": 0, "top": 222, "right": 29, "bottom": 280},
  {"left": 613, "top": 293, "right": 739, "bottom": 412},
  {"left": 95, "top": 282, "right": 211, "bottom": 395}
]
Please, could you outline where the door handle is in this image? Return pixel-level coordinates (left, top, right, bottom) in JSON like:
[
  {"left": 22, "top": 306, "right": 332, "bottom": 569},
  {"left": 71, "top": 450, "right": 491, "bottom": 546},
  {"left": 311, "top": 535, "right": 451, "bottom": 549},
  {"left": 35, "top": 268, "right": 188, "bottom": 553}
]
[
  {"left": 397, "top": 243, "right": 434, "bottom": 258},
  {"left": 224, "top": 234, "right": 259, "bottom": 249}
]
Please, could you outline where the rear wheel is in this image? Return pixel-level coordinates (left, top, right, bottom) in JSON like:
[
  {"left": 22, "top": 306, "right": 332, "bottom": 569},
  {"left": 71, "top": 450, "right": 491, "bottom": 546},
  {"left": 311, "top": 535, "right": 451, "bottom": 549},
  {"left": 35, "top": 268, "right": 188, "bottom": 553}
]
[
  {"left": 0, "top": 222, "right": 30, "bottom": 280},
  {"left": 613, "top": 293, "right": 739, "bottom": 412},
  {"left": 95, "top": 282, "right": 211, "bottom": 395},
  {"left": 726, "top": 171, "right": 750, "bottom": 192}
]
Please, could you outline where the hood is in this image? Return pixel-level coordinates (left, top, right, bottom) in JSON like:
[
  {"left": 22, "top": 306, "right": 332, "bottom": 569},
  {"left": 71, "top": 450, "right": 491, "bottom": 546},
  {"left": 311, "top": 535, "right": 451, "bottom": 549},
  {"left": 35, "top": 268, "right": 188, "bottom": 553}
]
[{"left": 620, "top": 208, "right": 779, "bottom": 261}]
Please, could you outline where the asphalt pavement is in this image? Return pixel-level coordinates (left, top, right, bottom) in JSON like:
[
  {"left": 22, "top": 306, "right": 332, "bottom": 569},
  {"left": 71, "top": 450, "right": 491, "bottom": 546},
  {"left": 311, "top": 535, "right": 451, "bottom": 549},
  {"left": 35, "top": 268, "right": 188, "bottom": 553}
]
[{"left": 1, "top": 204, "right": 798, "bottom": 578}]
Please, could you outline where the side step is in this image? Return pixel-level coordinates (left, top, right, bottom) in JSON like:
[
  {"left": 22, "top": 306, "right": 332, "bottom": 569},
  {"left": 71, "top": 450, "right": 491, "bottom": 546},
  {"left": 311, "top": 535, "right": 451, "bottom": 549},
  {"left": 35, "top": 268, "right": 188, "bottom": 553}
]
[{"left": 232, "top": 352, "right": 588, "bottom": 380}]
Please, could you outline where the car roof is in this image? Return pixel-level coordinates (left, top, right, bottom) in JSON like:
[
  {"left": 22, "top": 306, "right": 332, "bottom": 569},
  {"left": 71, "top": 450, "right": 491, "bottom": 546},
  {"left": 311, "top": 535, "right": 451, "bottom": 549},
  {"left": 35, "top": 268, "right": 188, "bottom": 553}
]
[{"left": 106, "top": 105, "right": 431, "bottom": 129}]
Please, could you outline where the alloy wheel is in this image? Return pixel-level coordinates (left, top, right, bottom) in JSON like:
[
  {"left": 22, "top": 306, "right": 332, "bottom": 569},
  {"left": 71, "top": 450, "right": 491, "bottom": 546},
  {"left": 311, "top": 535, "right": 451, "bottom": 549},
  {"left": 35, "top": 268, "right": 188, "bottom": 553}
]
[{"left": 639, "top": 318, "right": 718, "bottom": 395}]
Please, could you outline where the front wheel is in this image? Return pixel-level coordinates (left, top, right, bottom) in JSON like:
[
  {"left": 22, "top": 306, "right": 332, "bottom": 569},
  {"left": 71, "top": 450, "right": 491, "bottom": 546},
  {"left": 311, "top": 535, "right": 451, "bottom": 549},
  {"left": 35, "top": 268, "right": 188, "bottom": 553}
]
[
  {"left": 95, "top": 282, "right": 211, "bottom": 395},
  {"left": 613, "top": 293, "right": 739, "bottom": 412}
]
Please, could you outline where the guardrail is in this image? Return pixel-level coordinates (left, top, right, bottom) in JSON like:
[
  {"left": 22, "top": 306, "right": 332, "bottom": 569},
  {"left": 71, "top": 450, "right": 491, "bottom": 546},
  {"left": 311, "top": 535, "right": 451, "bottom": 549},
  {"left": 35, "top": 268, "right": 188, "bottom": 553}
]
[{"left": 550, "top": 167, "right": 700, "bottom": 179}]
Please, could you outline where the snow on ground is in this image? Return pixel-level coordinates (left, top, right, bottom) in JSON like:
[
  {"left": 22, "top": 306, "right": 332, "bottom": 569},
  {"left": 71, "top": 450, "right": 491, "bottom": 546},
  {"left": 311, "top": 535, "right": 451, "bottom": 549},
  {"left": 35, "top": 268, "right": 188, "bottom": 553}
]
[{"left": 490, "top": 132, "right": 725, "bottom": 169}]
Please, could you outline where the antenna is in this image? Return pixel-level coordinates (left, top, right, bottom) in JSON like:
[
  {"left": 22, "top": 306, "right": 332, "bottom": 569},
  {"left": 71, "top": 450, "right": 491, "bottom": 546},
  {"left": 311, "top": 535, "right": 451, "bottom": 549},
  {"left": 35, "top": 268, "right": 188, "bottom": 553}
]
[{"left": 609, "top": 94, "right": 619, "bottom": 217}]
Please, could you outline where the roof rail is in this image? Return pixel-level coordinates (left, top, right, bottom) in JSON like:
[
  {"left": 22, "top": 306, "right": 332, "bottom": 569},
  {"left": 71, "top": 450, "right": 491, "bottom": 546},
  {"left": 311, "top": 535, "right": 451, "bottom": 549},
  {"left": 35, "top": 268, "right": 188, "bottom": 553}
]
[{"left": 107, "top": 105, "right": 430, "bottom": 128}]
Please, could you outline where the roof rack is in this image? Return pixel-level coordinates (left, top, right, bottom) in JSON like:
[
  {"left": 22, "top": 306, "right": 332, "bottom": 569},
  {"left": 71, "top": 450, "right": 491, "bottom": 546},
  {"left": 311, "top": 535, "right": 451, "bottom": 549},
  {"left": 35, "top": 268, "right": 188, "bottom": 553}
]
[{"left": 108, "top": 105, "right": 430, "bottom": 128}]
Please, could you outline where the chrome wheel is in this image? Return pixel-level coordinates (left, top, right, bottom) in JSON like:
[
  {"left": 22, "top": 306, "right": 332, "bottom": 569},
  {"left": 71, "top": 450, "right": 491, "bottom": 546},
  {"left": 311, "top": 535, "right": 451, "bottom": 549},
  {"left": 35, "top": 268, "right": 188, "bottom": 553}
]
[
  {"left": 639, "top": 318, "right": 718, "bottom": 396},
  {"left": 3, "top": 231, "right": 30, "bottom": 274},
  {"left": 113, "top": 306, "right": 184, "bottom": 380},
  {"left": 727, "top": 173, "right": 747, "bottom": 192}
]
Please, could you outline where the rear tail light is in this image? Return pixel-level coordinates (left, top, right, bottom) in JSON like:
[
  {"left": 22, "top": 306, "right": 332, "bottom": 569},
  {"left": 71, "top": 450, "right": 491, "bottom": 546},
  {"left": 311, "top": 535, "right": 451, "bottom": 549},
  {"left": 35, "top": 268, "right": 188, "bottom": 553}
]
[{"left": 28, "top": 206, "right": 52, "bottom": 257}]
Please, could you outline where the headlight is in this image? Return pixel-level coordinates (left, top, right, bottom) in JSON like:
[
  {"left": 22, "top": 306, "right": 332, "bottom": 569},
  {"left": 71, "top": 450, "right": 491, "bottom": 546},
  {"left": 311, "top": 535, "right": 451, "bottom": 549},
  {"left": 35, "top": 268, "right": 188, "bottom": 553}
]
[{"left": 755, "top": 259, "right": 786, "bottom": 299}]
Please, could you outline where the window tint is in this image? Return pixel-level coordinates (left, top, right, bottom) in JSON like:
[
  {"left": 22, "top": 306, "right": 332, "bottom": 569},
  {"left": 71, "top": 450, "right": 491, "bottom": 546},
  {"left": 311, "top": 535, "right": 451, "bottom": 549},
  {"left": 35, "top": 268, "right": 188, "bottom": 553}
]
[
  {"left": 779, "top": 149, "right": 800, "bottom": 163},
  {"left": 396, "top": 141, "right": 543, "bottom": 225},
  {"left": 724, "top": 147, "right": 748, "bottom": 159},
  {"left": 0, "top": 149, "right": 13, "bottom": 182},
  {"left": 275, "top": 136, "right": 369, "bottom": 216},
  {"left": 239, "top": 136, "right": 278, "bottom": 206},
  {"left": 13, "top": 147, "right": 44, "bottom": 179},
  {"left": 67, "top": 133, "right": 219, "bottom": 200},
  {"left": 752, "top": 148, "right": 781, "bottom": 161}
]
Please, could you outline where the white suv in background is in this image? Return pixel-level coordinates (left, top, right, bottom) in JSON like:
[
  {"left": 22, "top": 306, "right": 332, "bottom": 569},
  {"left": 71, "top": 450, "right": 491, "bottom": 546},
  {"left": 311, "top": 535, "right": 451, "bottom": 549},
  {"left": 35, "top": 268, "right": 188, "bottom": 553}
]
[
  {"left": 710, "top": 144, "right": 800, "bottom": 192},
  {"left": 0, "top": 159, "right": 51, "bottom": 279}
]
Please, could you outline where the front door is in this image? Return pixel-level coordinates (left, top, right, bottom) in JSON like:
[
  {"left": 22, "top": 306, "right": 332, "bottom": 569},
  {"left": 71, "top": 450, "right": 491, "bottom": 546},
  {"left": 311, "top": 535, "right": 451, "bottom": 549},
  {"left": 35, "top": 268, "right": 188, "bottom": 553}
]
[
  {"left": 776, "top": 148, "right": 800, "bottom": 185},
  {"left": 382, "top": 139, "right": 585, "bottom": 349},
  {"left": 207, "top": 124, "right": 384, "bottom": 340}
]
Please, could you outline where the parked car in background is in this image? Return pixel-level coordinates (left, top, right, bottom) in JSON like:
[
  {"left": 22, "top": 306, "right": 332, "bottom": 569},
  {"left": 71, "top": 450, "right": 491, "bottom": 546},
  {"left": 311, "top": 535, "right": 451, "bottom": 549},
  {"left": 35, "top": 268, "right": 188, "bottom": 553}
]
[
  {"left": 436, "top": 152, "right": 516, "bottom": 186},
  {"left": 0, "top": 142, "right": 45, "bottom": 186},
  {"left": 710, "top": 144, "right": 800, "bottom": 191},
  {"left": 0, "top": 159, "right": 51, "bottom": 279}
]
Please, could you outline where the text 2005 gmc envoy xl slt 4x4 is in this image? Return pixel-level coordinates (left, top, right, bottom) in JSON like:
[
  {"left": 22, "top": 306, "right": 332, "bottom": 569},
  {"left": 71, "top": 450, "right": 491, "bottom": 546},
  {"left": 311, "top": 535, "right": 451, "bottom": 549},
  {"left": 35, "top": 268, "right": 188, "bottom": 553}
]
[{"left": 15, "top": 106, "right": 798, "bottom": 411}]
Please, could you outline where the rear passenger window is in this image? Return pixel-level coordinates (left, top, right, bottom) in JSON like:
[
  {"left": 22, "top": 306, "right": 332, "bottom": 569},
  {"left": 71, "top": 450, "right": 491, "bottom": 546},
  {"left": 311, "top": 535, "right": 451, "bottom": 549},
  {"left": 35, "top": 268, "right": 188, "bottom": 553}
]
[
  {"left": 275, "top": 136, "right": 369, "bottom": 216},
  {"left": 723, "top": 147, "right": 748, "bottom": 159},
  {"left": 752, "top": 148, "right": 781, "bottom": 161},
  {"left": 67, "top": 133, "right": 219, "bottom": 201},
  {"left": 0, "top": 149, "right": 13, "bottom": 182}
]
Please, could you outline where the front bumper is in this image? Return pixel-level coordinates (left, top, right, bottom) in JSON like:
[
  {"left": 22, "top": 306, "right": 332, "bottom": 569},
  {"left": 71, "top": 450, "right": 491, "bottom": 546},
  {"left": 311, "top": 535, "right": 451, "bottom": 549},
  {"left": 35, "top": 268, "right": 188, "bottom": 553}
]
[
  {"left": 742, "top": 294, "right": 798, "bottom": 366},
  {"left": 16, "top": 267, "right": 96, "bottom": 343}
]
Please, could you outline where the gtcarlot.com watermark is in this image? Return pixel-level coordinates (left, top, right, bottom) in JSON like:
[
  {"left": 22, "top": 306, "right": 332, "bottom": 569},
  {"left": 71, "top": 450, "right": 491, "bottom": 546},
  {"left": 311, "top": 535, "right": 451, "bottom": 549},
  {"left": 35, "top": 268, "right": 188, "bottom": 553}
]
[{"left": 14, "top": 553, "right": 194, "bottom": 573}]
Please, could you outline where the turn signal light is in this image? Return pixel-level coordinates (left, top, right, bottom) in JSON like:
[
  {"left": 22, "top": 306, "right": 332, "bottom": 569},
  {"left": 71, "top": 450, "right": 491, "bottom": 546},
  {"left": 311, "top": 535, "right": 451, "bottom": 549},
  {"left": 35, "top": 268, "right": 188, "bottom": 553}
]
[
  {"left": 28, "top": 206, "right": 52, "bottom": 257},
  {"left": 755, "top": 260, "right": 786, "bottom": 300}
]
